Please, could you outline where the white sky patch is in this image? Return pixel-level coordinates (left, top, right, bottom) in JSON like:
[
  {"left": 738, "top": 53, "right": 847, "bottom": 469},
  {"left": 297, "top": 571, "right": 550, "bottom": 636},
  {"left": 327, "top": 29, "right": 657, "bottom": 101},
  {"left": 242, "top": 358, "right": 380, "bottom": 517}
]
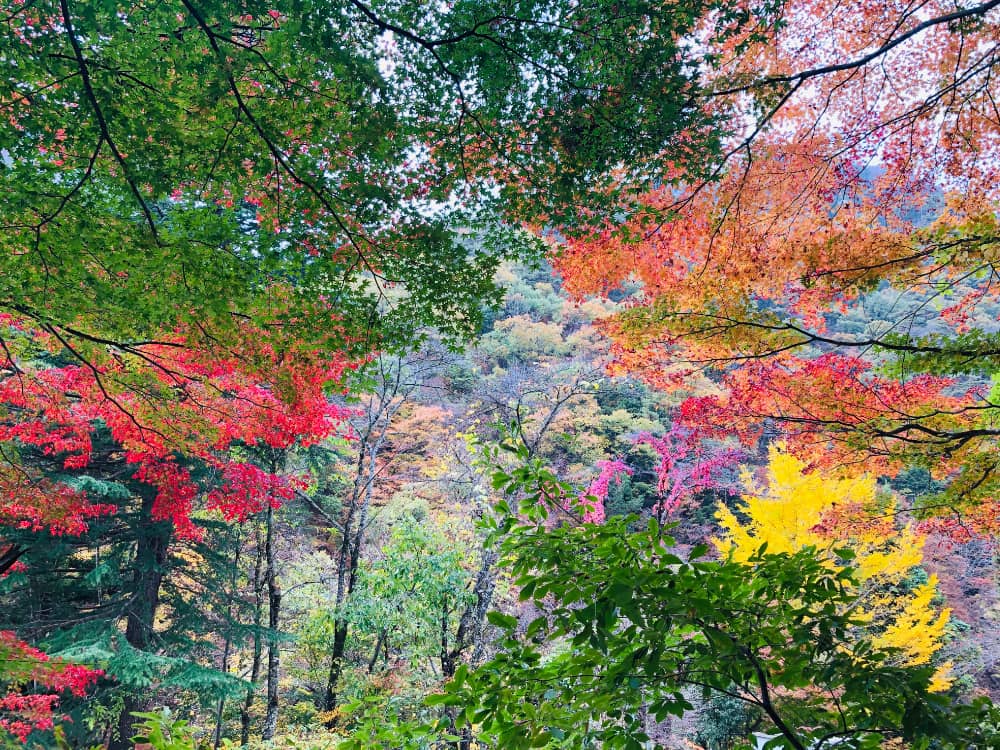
[{"left": 375, "top": 30, "right": 400, "bottom": 78}]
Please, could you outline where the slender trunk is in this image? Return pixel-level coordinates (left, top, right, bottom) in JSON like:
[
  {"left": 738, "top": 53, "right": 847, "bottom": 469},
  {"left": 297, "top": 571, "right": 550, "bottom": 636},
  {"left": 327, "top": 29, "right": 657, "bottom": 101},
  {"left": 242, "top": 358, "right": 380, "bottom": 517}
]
[
  {"left": 367, "top": 630, "right": 387, "bottom": 674},
  {"left": 323, "top": 482, "right": 357, "bottom": 719},
  {"left": 442, "top": 545, "right": 499, "bottom": 750},
  {"left": 0, "top": 543, "right": 25, "bottom": 577},
  {"left": 323, "top": 454, "right": 363, "bottom": 718},
  {"left": 440, "top": 600, "right": 456, "bottom": 679},
  {"left": 111, "top": 494, "right": 170, "bottom": 750},
  {"left": 321, "top": 501, "right": 370, "bottom": 722},
  {"left": 440, "top": 599, "right": 464, "bottom": 750},
  {"left": 214, "top": 526, "right": 243, "bottom": 750},
  {"left": 262, "top": 502, "right": 281, "bottom": 740},
  {"left": 461, "top": 546, "right": 500, "bottom": 668},
  {"left": 322, "top": 364, "right": 417, "bottom": 723},
  {"left": 324, "top": 430, "right": 380, "bottom": 722},
  {"left": 323, "top": 621, "right": 349, "bottom": 721},
  {"left": 213, "top": 635, "right": 233, "bottom": 750},
  {"left": 241, "top": 522, "right": 266, "bottom": 746},
  {"left": 753, "top": 659, "right": 806, "bottom": 750}
]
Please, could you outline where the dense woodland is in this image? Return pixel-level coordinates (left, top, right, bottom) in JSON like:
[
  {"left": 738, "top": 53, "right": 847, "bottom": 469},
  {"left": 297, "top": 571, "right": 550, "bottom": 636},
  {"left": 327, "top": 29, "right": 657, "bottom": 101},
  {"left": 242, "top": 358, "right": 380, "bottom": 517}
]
[{"left": 0, "top": 0, "right": 999, "bottom": 748}]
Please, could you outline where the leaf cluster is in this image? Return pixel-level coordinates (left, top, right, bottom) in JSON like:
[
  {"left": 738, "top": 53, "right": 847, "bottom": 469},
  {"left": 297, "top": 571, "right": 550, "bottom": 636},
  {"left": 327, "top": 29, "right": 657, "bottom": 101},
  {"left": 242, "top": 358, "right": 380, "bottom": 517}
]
[{"left": 425, "top": 453, "right": 997, "bottom": 750}]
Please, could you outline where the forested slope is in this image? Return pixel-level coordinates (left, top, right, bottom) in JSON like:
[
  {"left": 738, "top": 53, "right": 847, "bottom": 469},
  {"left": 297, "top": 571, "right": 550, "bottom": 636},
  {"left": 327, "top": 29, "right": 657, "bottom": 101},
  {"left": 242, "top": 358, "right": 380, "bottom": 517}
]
[{"left": 3, "top": 263, "right": 995, "bottom": 748}]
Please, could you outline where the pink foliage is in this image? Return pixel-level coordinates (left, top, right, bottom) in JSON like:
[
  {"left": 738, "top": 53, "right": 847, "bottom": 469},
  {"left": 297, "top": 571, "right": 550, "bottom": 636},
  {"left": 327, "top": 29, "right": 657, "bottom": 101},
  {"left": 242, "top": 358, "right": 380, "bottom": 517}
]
[
  {"left": 579, "top": 459, "right": 633, "bottom": 523},
  {"left": 636, "top": 422, "right": 742, "bottom": 520}
]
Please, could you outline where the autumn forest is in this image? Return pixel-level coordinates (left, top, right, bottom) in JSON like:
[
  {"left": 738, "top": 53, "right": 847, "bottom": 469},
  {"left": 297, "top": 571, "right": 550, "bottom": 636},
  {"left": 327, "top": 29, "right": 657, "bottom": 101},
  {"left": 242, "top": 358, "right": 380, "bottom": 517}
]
[{"left": 0, "top": 1, "right": 998, "bottom": 748}]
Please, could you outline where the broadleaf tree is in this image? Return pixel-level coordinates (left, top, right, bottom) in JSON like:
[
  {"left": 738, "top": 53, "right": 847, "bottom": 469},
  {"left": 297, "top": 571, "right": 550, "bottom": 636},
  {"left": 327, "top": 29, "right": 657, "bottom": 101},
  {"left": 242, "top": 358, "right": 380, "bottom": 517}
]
[
  {"left": 0, "top": 0, "right": 775, "bottom": 742},
  {"left": 343, "top": 445, "right": 1000, "bottom": 749},
  {"left": 553, "top": 0, "right": 1000, "bottom": 534}
]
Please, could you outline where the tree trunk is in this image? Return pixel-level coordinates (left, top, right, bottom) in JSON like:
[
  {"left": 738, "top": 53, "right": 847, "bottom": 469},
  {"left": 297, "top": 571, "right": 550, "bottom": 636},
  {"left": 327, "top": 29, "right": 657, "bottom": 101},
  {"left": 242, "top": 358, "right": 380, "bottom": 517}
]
[
  {"left": 323, "top": 430, "right": 380, "bottom": 722},
  {"left": 368, "top": 629, "right": 387, "bottom": 674},
  {"left": 322, "top": 358, "right": 417, "bottom": 723},
  {"left": 110, "top": 494, "right": 171, "bottom": 750},
  {"left": 262, "top": 502, "right": 281, "bottom": 740},
  {"left": 441, "top": 544, "right": 499, "bottom": 750},
  {"left": 213, "top": 633, "right": 233, "bottom": 750},
  {"left": 323, "top": 620, "right": 350, "bottom": 723},
  {"left": 214, "top": 525, "right": 244, "bottom": 749},
  {"left": 0, "top": 543, "right": 25, "bottom": 576},
  {"left": 241, "top": 522, "right": 266, "bottom": 746}
]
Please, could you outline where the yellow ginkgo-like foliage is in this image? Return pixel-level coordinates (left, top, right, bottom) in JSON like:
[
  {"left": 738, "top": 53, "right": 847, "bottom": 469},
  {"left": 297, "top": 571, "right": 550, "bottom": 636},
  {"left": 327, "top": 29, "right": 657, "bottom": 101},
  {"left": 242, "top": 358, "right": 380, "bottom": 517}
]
[{"left": 714, "top": 444, "right": 953, "bottom": 691}]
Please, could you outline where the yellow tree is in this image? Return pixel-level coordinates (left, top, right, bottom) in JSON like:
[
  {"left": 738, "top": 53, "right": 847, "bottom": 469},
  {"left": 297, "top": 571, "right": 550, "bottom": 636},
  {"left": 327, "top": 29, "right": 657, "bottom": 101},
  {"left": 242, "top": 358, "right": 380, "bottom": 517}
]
[{"left": 715, "top": 445, "right": 953, "bottom": 691}]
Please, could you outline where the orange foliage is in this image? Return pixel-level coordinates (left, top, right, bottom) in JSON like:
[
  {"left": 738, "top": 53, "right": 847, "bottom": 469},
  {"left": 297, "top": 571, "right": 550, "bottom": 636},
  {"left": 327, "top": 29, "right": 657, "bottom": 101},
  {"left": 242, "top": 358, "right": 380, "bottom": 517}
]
[{"left": 553, "top": 0, "right": 1000, "bottom": 534}]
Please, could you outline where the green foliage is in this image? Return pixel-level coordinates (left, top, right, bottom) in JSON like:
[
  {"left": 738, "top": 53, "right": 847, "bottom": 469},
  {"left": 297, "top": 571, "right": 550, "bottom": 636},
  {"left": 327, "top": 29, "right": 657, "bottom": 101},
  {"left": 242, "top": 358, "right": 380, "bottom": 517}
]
[
  {"left": 333, "top": 695, "right": 440, "bottom": 750},
  {"left": 479, "top": 316, "right": 572, "bottom": 365},
  {"left": 0, "top": 436, "right": 267, "bottom": 746},
  {"left": 879, "top": 330, "right": 1000, "bottom": 377},
  {"left": 294, "top": 517, "right": 476, "bottom": 719},
  {"left": 889, "top": 467, "right": 946, "bottom": 499},
  {"left": 0, "top": 0, "right": 752, "bottom": 358},
  {"left": 345, "top": 519, "right": 474, "bottom": 669},
  {"left": 428, "top": 443, "right": 998, "bottom": 750},
  {"left": 130, "top": 709, "right": 198, "bottom": 750},
  {"left": 496, "top": 263, "right": 567, "bottom": 323},
  {"left": 41, "top": 726, "right": 102, "bottom": 750},
  {"left": 601, "top": 472, "right": 654, "bottom": 518}
]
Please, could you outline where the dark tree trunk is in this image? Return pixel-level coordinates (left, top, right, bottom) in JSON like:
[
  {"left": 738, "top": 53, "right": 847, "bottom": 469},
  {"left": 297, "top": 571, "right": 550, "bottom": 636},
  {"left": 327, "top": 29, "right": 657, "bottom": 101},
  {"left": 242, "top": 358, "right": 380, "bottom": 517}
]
[
  {"left": 322, "top": 355, "right": 421, "bottom": 724},
  {"left": 214, "top": 525, "right": 244, "bottom": 749},
  {"left": 323, "top": 619, "right": 350, "bottom": 723},
  {"left": 110, "top": 494, "right": 171, "bottom": 750},
  {"left": 323, "top": 432, "right": 379, "bottom": 723},
  {"left": 440, "top": 544, "right": 499, "bottom": 750},
  {"left": 368, "top": 629, "right": 387, "bottom": 674},
  {"left": 213, "top": 633, "right": 233, "bottom": 750},
  {"left": 241, "top": 522, "right": 266, "bottom": 746},
  {"left": 0, "top": 543, "right": 25, "bottom": 576},
  {"left": 262, "top": 502, "right": 281, "bottom": 740}
]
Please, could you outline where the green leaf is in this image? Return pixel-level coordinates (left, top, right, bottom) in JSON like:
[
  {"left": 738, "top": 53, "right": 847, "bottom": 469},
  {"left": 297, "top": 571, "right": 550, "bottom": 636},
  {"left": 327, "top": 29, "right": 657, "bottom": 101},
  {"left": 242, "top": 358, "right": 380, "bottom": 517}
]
[{"left": 486, "top": 611, "right": 519, "bottom": 630}]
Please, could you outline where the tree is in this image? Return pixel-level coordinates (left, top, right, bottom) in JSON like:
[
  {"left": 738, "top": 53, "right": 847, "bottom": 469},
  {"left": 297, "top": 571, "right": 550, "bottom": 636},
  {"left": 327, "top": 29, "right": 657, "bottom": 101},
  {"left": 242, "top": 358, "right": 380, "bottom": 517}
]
[
  {"left": 0, "top": 3, "right": 765, "bottom": 733},
  {"left": 715, "top": 444, "right": 954, "bottom": 692},
  {"left": 0, "top": 0, "right": 753, "bottom": 375},
  {"left": 0, "top": 333, "right": 348, "bottom": 746},
  {"left": 0, "top": 427, "right": 321, "bottom": 748},
  {"left": 422, "top": 448, "right": 999, "bottom": 750},
  {"left": 0, "top": 631, "right": 101, "bottom": 744},
  {"left": 317, "top": 349, "right": 452, "bottom": 722},
  {"left": 552, "top": 0, "right": 1000, "bottom": 532},
  {"left": 692, "top": 692, "right": 763, "bottom": 750},
  {"left": 635, "top": 422, "right": 741, "bottom": 523}
]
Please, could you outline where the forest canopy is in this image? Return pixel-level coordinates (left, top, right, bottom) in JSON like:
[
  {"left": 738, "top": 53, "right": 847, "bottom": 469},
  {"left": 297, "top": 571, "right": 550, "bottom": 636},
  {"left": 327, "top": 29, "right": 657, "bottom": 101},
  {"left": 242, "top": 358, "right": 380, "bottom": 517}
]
[{"left": 0, "top": 0, "right": 998, "bottom": 749}]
